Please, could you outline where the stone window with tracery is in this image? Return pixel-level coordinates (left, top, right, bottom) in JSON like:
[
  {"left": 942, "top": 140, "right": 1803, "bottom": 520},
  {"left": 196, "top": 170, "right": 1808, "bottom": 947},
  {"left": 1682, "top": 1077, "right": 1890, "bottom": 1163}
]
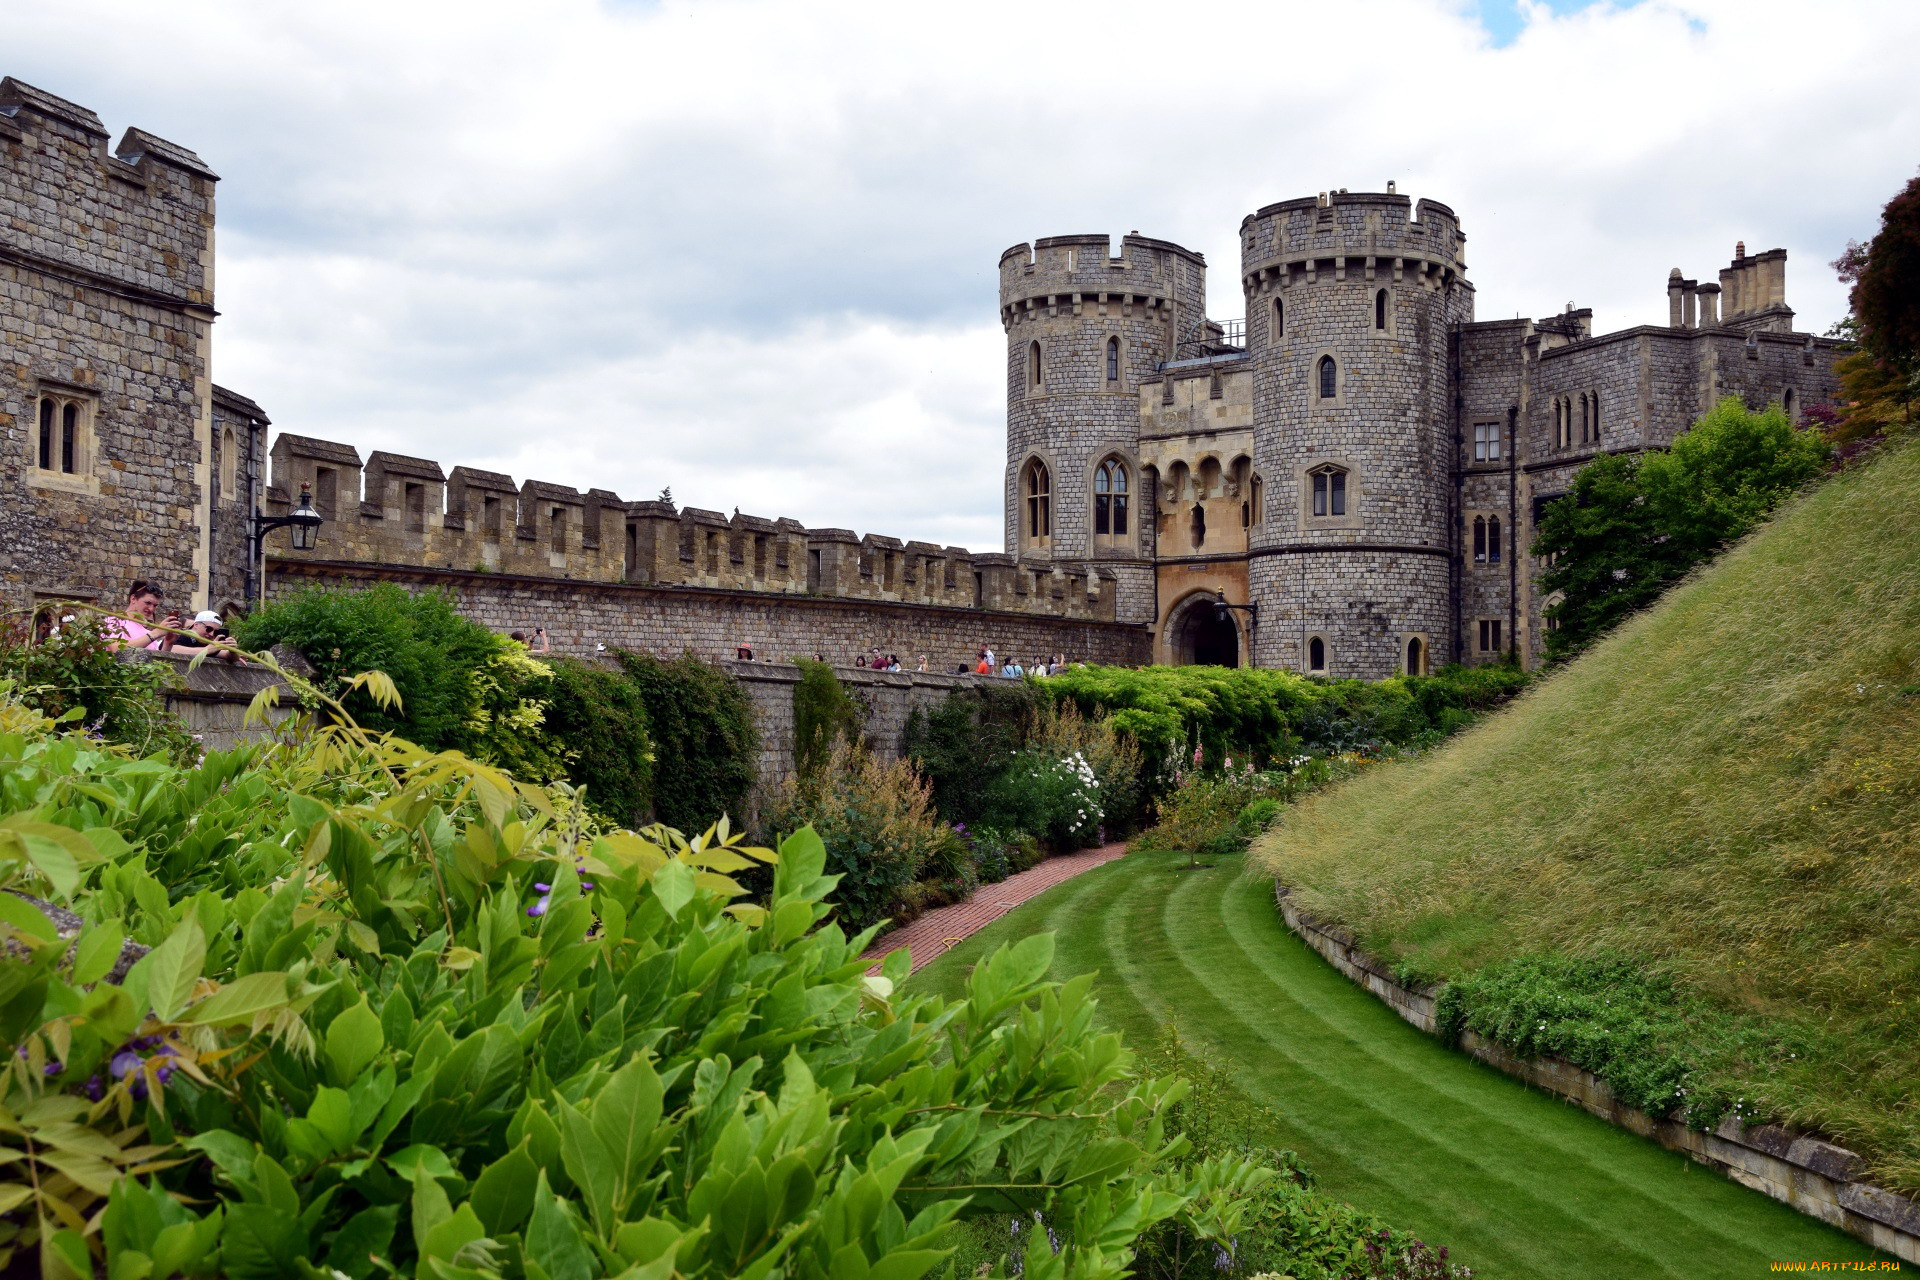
[
  {"left": 1092, "top": 457, "right": 1129, "bottom": 548},
  {"left": 1023, "top": 459, "right": 1052, "bottom": 549}
]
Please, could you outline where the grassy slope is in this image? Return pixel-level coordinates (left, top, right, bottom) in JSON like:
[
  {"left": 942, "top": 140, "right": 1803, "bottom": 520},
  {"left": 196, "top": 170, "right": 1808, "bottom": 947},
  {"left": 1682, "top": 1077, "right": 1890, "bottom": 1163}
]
[
  {"left": 905, "top": 848, "right": 1880, "bottom": 1277},
  {"left": 1253, "top": 440, "right": 1920, "bottom": 1188}
]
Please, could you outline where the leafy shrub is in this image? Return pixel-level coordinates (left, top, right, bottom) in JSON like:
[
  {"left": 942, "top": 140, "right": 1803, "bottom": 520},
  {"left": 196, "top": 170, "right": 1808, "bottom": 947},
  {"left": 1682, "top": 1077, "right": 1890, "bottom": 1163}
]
[
  {"left": 903, "top": 679, "right": 1045, "bottom": 825},
  {"left": 0, "top": 658, "right": 1309, "bottom": 1280},
  {"left": 460, "top": 643, "right": 571, "bottom": 783},
  {"left": 1143, "top": 758, "right": 1359, "bottom": 865},
  {"left": 791, "top": 657, "right": 863, "bottom": 784},
  {"left": 1026, "top": 699, "right": 1145, "bottom": 834},
  {"left": 1434, "top": 953, "right": 1798, "bottom": 1131},
  {"left": 540, "top": 656, "right": 655, "bottom": 827},
  {"left": 615, "top": 649, "right": 757, "bottom": 832},
  {"left": 765, "top": 737, "right": 945, "bottom": 931},
  {"left": 232, "top": 582, "right": 505, "bottom": 749},
  {"left": 1534, "top": 397, "right": 1832, "bottom": 658},
  {"left": 0, "top": 614, "right": 199, "bottom": 761}
]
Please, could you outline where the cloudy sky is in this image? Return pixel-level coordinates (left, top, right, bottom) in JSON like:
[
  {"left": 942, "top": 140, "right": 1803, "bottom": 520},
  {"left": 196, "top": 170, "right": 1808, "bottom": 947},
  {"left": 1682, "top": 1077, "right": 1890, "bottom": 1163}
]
[{"left": 10, "top": 0, "right": 1917, "bottom": 548}]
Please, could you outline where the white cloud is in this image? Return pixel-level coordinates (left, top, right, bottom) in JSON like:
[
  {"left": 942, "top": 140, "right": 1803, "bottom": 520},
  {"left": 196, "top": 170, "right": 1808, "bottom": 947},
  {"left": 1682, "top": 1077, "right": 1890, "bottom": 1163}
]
[{"left": 8, "top": 0, "right": 1916, "bottom": 548}]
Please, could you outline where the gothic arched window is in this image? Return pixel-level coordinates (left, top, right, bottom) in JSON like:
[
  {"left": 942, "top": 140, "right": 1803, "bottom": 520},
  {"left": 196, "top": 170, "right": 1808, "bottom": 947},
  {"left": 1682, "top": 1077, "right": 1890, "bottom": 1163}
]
[
  {"left": 1406, "top": 636, "right": 1425, "bottom": 676},
  {"left": 1488, "top": 516, "right": 1502, "bottom": 563},
  {"left": 1318, "top": 355, "right": 1337, "bottom": 400},
  {"left": 1590, "top": 391, "right": 1601, "bottom": 440},
  {"left": 1105, "top": 337, "right": 1120, "bottom": 382},
  {"left": 1309, "top": 465, "right": 1348, "bottom": 518},
  {"left": 1473, "top": 515, "right": 1487, "bottom": 563},
  {"left": 1250, "top": 474, "right": 1264, "bottom": 525},
  {"left": 1374, "top": 289, "right": 1388, "bottom": 330},
  {"left": 1023, "top": 459, "right": 1052, "bottom": 548},
  {"left": 1308, "top": 636, "right": 1327, "bottom": 673},
  {"left": 1093, "top": 457, "right": 1129, "bottom": 545}
]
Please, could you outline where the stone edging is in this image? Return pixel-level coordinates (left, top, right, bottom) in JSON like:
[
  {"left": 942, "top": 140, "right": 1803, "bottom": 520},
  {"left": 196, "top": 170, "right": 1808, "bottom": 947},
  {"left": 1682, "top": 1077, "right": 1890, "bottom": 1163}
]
[{"left": 1272, "top": 883, "right": 1920, "bottom": 1263}]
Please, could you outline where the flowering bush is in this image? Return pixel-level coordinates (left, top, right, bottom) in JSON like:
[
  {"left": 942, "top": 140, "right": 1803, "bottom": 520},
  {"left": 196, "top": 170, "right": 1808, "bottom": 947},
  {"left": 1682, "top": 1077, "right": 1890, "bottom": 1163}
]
[{"left": 986, "top": 747, "right": 1105, "bottom": 850}]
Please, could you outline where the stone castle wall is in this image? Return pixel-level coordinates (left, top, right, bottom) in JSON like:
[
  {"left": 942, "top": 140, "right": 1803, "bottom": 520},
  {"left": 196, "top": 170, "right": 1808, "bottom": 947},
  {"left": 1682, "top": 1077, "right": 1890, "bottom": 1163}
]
[
  {"left": 0, "top": 77, "right": 220, "bottom": 622},
  {"left": 263, "top": 432, "right": 1124, "bottom": 626},
  {"left": 266, "top": 559, "right": 1150, "bottom": 673}
]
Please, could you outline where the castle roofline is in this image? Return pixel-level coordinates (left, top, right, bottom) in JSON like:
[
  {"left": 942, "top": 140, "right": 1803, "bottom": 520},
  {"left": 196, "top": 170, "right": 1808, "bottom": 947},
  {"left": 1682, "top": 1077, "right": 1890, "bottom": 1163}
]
[
  {"left": 212, "top": 385, "right": 270, "bottom": 423},
  {"left": 116, "top": 127, "right": 218, "bottom": 181},
  {"left": 0, "top": 77, "right": 107, "bottom": 136},
  {"left": 1003, "top": 232, "right": 1205, "bottom": 267}
]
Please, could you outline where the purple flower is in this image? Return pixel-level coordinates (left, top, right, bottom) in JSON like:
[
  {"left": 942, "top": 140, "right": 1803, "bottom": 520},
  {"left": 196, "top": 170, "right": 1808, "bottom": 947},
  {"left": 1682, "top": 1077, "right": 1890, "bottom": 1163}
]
[
  {"left": 526, "top": 896, "right": 550, "bottom": 919},
  {"left": 534, "top": 883, "right": 552, "bottom": 892},
  {"left": 579, "top": 881, "right": 595, "bottom": 890},
  {"left": 109, "top": 1051, "right": 142, "bottom": 1080},
  {"left": 43, "top": 1061, "right": 62, "bottom": 1078},
  {"left": 82, "top": 1075, "right": 104, "bottom": 1101},
  {"left": 155, "top": 1062, "right": 175, "bottom": 1085}
]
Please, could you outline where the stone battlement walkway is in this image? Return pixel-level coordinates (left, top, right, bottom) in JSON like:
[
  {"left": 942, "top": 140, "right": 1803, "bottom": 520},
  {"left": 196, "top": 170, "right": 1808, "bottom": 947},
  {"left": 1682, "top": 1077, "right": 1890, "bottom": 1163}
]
[{"left": 862, "top": 841, "right": 1129, "bottom": 975}]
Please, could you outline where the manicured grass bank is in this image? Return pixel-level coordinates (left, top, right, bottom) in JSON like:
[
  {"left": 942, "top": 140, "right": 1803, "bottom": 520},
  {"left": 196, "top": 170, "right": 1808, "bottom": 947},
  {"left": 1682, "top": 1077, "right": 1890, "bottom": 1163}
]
[
  {"left": 907, "top": 847, "right": 1883, "bottom": 1278},
  {"left": 1254, "top": 439, "right": 1920, "bottom": 1189}
]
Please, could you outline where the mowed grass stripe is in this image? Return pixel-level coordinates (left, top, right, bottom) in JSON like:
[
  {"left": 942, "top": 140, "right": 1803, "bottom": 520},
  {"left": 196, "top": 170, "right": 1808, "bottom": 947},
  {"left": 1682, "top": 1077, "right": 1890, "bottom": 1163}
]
[
  {"left": 1137, "top": 865, "right": 1684, "bottom": 1277},
  {"left": 905, "top": 847, "right": 1883, "bottom": 1278}
]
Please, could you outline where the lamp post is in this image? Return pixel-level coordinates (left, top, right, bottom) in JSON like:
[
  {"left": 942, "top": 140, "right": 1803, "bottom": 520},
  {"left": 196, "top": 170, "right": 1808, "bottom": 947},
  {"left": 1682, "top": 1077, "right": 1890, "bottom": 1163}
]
[
  {"left": 1212, "top": 593, "right": 1259, "bottom": 667},
  {"left": 247, "top": 481, "right": 324, "bottom": 607}
]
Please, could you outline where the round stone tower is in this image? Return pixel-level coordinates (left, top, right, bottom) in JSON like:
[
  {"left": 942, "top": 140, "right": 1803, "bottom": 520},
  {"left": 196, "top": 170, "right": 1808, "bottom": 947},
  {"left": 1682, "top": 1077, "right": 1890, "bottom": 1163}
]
[
  {"left": 999, "top": 233, "right": 1207, "bottom": 625},
  {"left": 1240, "top": 190, "right": 1473, "bottom": 678}
]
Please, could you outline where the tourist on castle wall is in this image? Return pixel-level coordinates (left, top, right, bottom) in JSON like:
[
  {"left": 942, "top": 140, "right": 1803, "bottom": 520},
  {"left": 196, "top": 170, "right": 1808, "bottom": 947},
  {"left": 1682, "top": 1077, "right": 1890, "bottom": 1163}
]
[
  {"left": 508, "top": 628, "right": 551, "bottom": 654},
  {"left": 106, "top": 581, "right": 179, "bottom": 652}
]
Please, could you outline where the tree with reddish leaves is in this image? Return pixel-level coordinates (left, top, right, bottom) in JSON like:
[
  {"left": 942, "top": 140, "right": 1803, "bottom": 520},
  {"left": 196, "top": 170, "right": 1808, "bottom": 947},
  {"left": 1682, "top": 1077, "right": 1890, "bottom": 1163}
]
[{"left": 1830, "top": 172, "right": 1920, "bottom": 438}]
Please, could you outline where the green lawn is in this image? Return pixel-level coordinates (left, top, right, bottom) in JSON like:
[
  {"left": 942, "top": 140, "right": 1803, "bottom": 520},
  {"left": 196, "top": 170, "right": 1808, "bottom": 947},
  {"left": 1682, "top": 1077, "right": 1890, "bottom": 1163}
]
[{"left": 906, "top": 846, "right": 1886, "bottom": 1278}]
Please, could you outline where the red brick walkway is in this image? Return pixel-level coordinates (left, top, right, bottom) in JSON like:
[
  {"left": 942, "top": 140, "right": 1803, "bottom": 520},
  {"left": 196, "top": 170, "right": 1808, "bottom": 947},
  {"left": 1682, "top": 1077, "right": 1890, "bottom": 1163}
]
[{"left": 863, "top": 841, "right": 1130, "bottom": 975}]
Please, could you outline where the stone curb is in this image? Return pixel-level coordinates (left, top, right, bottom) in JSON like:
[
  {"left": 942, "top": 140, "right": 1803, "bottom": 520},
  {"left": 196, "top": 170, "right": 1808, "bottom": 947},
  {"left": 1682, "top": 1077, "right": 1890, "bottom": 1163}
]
[{"left": 1273, "top": 882, "right": 1920, "bottom": 1263}]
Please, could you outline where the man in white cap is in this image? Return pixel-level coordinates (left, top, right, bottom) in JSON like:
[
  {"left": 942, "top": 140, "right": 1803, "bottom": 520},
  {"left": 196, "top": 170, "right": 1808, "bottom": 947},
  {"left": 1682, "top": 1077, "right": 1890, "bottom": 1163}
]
[{"left": 175, "top": 610, "right": 246, "bottom": 662}]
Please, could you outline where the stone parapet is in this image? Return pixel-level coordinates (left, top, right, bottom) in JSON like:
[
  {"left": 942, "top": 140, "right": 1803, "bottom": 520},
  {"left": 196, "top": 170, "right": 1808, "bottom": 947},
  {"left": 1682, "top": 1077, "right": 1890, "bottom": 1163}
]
[
  {"left": 263, "top": 434, "right": 1118, "bottom": 623},
  {"left": 1273, "top": 884, "right": 1920, "bottom": 1263}
]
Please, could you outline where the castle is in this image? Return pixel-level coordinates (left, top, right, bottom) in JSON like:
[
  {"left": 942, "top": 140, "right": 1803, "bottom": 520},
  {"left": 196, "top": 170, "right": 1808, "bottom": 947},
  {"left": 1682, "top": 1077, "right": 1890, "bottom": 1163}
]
[
  {"left": 1001, "top": 191, "right": 1848, "bottom": 677},
  {"left": 2, "top": 77, "right": 1849, "bottom": 679}
]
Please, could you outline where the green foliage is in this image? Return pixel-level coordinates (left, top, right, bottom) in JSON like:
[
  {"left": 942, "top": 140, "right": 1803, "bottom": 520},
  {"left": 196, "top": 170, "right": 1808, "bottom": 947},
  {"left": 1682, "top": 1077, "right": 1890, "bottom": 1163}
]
[
  {"left": 1833, "top": 171, "right": 1920, "bottom": 436},
  {"left": 1139, "top": 758, "right": 1356, "bottom": 867},
  {"left": 614, "top": 650, "right": 757, "bottom": 833},
  {"left": 982, "top": 749, "right": 1105, "bottom": 849},
  {"left": 766, "top": 738, "right": 945, "bottom": 932},
  {"left": 1435, "top": 955, "right": 1795, "bottom": 1131},
  {"left": 0, "top": 659, "right": 1296, "bottom": 1280},
  {"left": 1043, "top": 663, "right": 1526, "bottom": 767},
  {"left": 791, "top": 658, "right": 861, "bottom": 784},
  {"left": 1534, "top": 397, "right": 1830, "bottom": 658},
  {"left": 0, "top": 614, "right": 200, "bottom": 761},
  {"left": 540, "top": 657, "right": 655, "bottom": 828},
  {"left": 903, "top": 680, "right": 1045, "bottom": 827},
  {"left": 232, "top": 583, "right": 505, "bottom": 749}
]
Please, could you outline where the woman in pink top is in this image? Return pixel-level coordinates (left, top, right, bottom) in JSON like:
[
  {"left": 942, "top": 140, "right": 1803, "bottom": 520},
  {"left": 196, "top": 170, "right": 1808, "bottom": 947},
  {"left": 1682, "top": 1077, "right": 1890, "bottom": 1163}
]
[{"left": 106, "top": 581, "right": 174, "bottom": 650}]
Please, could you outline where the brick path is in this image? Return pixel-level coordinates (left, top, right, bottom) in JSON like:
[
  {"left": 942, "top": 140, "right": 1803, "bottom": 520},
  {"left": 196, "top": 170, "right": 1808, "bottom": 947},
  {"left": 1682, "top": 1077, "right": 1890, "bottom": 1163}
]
[{"left": 863, "top": 841, "right": 1130, "bottom": 975}]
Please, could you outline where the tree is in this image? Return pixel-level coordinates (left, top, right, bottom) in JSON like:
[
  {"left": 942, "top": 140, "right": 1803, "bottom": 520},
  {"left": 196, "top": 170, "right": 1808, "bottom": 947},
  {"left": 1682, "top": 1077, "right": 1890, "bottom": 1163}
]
[
  {"left": 1831, "top": 171, "right": 1920, "bottom": 437},
  {"left": 1535, "top": 398, "right": 1829, "bottom": 660}
]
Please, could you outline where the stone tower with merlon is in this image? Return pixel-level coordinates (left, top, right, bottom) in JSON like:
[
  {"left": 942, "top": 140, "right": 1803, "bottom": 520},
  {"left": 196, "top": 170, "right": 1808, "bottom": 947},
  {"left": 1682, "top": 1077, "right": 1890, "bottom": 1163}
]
[
  {"left": 999, "top": 233, "right": 1206, "bottom": 624},
  {"left": 1242, "top": 189, "right": 1473, "bottom": 678}
]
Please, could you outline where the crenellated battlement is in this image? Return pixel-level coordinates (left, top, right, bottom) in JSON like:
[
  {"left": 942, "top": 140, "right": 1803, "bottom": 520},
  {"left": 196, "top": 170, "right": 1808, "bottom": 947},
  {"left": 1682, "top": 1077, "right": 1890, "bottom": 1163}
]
[
  {"left": 264, "top": 434, "right": 1119, "bottom": 622},
  {"left": 0, "top": 77, "right": 219, "bottom": 310},
  {"left": 998, "top": 232, "right": 1206, "bottom": 330},
  {"left": 1239, "top": 187, "right": 1468, "bottom": 299}
]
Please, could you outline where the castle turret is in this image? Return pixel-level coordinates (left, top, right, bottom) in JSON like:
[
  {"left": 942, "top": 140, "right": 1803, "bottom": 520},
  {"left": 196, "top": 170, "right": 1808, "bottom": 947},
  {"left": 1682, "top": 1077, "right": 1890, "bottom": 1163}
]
[
  {"left": 1240, "top": 189, "right": 1473, "bottom": 678},
  {"left": 999, "top": 233, "right": 1206, "bottom": 623}
]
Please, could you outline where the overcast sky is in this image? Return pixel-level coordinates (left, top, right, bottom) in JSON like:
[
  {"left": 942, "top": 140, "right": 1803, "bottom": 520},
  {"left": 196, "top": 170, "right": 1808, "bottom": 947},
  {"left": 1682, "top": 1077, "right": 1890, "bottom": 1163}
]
[{"left": 10, "top": 0, "right": 1917, "bottom": 548}]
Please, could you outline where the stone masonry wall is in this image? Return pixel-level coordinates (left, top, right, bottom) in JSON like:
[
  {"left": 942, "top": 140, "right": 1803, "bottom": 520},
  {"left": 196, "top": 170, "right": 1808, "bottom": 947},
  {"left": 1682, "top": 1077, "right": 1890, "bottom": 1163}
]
[
  {"left": 722, "top": 660, "right": 992, "bottom": 823},
  {"left": 0, "top": 77, "right": 219, "bottom": 622},
  {"left": 266, "top": 560, "right": 1151, "bottom": 673}
]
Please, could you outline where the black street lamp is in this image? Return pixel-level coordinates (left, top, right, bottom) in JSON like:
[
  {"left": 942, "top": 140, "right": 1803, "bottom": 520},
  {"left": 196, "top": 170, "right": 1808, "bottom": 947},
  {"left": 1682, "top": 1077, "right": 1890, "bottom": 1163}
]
[{"left": 247, "top": 481, "right": 324, "bottom": 606}]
